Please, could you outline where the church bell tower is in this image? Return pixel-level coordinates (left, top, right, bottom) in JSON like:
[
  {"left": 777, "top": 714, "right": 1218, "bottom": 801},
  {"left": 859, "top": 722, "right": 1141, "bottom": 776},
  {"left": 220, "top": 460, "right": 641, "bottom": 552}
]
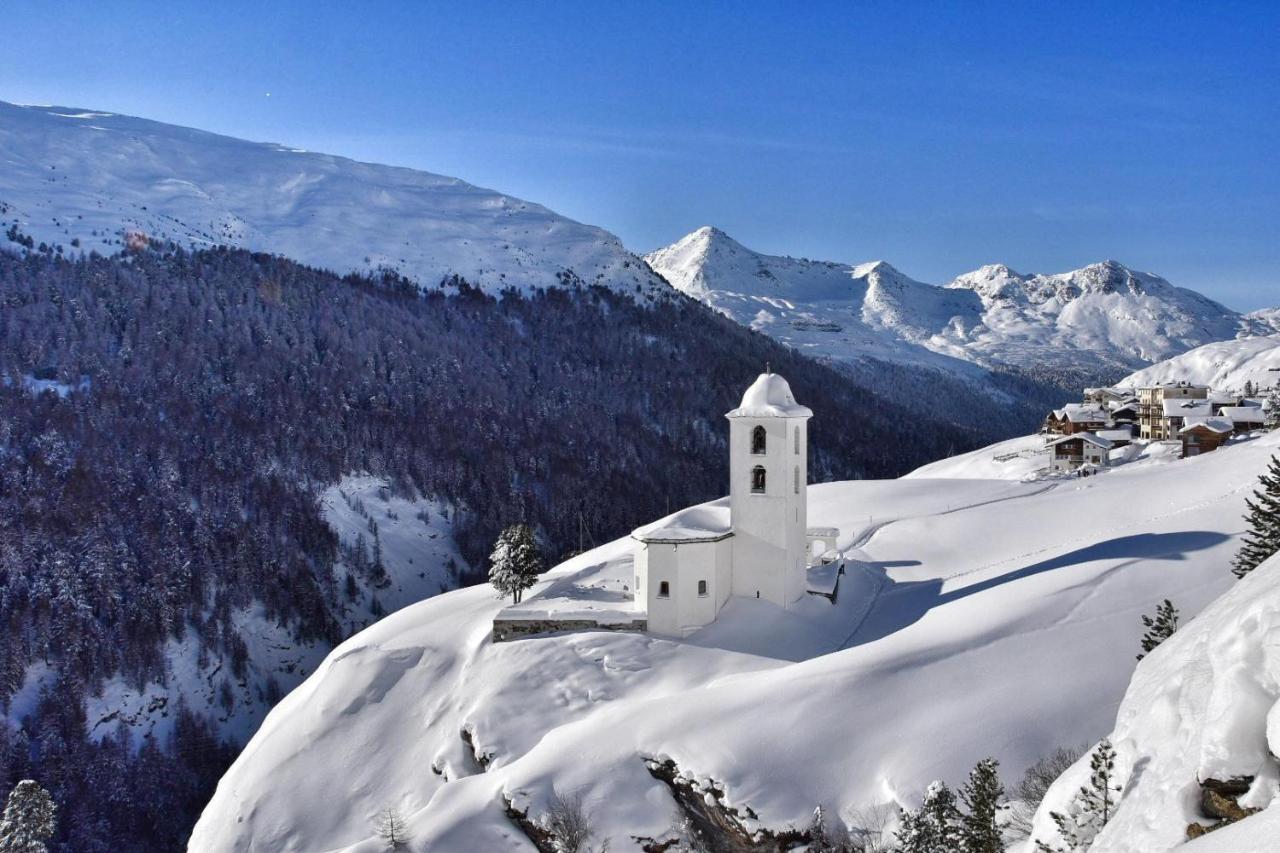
[{"left": 726, "top": 372, "right": 811, "bottom": 607}]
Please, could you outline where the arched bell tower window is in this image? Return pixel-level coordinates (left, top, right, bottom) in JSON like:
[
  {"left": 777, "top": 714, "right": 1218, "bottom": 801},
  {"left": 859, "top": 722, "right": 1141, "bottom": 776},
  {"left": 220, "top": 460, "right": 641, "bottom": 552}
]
[
  {"left": 794, "top": 466, "right": 800, "bottom": 494},
  {"left": 794, "top": 426, "right": 800, "bottom": 454},
  {"left": 751, "top": 465, "right": 767, "bottom": 493},
  {"left": 658, "top": 581, "right": 670, "bottom": 598},
  {"left": 751, "top": 425, "right": 767, "bottom": 455},
  {"left": 697, "top": 580, "right": 708, "bottom": 597}
]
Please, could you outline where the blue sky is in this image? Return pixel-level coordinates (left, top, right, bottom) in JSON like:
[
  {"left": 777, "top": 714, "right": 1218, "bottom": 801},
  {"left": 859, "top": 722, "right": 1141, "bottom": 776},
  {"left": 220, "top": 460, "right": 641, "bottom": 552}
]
[{"left": 3, "top": 1, "right": 1277, "bottom": 309}]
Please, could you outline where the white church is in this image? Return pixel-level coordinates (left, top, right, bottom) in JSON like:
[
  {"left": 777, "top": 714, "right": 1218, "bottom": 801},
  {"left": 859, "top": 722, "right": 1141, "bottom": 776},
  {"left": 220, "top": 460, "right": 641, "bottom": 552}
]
[{"left": 631, "top": 372, "right": 838, "bottom": 637}]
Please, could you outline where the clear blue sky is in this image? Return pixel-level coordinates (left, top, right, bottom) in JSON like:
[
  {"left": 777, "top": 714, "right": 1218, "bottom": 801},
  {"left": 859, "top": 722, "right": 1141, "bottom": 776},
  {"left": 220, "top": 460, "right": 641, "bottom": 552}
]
[{"left": 3, "top": 1, "right": 1277, "bottom": 309}]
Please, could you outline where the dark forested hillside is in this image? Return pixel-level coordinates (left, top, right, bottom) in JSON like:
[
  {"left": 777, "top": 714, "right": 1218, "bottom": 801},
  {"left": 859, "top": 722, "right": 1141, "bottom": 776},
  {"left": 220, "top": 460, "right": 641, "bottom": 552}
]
[{"left": 0, "top": 245, "right": 988, "bottom": 849}]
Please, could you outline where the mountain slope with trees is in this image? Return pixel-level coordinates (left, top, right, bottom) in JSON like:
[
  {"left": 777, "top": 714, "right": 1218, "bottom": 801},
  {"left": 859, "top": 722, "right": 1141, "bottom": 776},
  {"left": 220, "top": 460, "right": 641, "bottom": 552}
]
[{"left": 0, "top": 244, "right": 983, "bottom": 850}]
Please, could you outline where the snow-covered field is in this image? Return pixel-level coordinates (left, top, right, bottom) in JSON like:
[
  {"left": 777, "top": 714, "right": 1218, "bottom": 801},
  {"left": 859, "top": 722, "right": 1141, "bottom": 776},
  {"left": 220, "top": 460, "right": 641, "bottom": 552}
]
[
  {"left": 0, "top": 101, "right": 668, "bottom": 297},
  {"left": 191, "top": 430, "right": 1279, "bottom": 852},
  {"left": 1119, "top": 334, "right": 1280, "bottom": 394},
  {"left": 645, "top": 227, "right": 1279, "bottom": 381}
]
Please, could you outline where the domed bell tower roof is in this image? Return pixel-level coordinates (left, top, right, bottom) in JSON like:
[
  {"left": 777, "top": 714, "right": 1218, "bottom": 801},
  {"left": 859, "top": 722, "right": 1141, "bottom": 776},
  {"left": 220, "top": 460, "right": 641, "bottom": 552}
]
[{"left": 726, "top": 373, "right": 813, "bottom": 419}]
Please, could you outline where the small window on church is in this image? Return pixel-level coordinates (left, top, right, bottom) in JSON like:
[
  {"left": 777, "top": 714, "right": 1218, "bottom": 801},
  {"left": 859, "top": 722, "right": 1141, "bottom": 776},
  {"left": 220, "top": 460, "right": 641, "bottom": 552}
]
[
  {"left": 697, "top": 580, "right": 707, "bottom": 597},
  {"left": 751, "top": 465, "right": 766, "bottom": 493},
  {"left": 794, "top": 426, "right": 800, "bottom": 454},
  {"left": 794, "top": 466, "right": 800, "bottom": 494},
  {"left": 751, "top": 425, "right": 766, "bottom": 455},
  {"left": 658, "top": 581, "right": 670, "bottom": 598}
]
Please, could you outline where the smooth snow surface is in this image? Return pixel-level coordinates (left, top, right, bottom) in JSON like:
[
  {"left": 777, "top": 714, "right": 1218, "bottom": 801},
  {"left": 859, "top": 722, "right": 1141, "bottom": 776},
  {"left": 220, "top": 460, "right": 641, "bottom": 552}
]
[
  {"left": 0, "top": 101, "right": 668, "bottom": 296},
  {"left": 645, "top": 227, "right": 1279, "bottom": 382},
  {"left": 1120, "top": 335, "right": 1280, "bottom": 393},
  {"left": 1033, "top": 548, "right": 1280, "bottom": 852},
  {"left": 192, "top": 431, "right": 1280, "bottom": 852}
]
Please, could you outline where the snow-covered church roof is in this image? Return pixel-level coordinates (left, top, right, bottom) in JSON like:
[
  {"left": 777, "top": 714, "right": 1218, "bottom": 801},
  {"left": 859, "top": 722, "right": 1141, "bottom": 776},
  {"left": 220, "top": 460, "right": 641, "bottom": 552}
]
[{"left": 726, "top": 373, "right": 813, "bottom": 419}]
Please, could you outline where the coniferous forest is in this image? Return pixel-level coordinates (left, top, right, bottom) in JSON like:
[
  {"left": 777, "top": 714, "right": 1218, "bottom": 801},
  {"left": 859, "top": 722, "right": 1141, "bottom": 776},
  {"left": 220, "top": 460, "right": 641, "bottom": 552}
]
[{"left": 0, "top": 245, "right": 1008, "bottom": 849}]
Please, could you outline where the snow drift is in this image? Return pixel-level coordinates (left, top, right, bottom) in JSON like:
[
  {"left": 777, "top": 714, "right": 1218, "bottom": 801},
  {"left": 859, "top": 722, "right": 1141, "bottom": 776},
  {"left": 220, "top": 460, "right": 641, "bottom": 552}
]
[
  {"left": 191, "top": 429, "right": 1280, "bottom": 851},
  {"left": 1032, "top": 549, "right": 1280, "bottom": 852}
]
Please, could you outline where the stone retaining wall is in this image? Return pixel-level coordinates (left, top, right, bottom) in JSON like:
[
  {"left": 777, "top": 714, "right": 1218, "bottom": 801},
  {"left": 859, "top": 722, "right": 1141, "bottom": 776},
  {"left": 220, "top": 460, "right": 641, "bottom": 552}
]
[{"left": 492, "top": 617, "right": 648, "bottom": 643}]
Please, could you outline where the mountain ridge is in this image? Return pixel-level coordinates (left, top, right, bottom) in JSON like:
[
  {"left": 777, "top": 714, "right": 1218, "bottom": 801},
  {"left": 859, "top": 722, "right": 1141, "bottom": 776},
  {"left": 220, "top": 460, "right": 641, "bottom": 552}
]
[
  {"left": 0, "top": 100, "right": 668, "bottom": 297},
  {"left": 645, "top": 226, "right": 1279, "bottom": 379}
]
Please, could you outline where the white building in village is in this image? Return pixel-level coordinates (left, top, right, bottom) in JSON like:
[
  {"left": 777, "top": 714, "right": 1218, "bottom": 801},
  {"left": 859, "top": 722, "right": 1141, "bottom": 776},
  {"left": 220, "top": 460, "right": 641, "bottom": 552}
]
[{"left": 631, "top": 373, "right": 837, "bottom": 637}]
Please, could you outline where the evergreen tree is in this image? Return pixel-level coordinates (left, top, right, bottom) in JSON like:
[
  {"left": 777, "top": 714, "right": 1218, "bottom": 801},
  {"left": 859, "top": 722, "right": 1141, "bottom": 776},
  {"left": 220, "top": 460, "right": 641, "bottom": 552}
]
[
  {"left": 1232, "top": 455, "right": 1280, "bottom": 579},
  {"left": 897, "top": 781, "right": 963, "bottom": 853},
  {"left": 374, "top": 806, "right": 407, "bottom": 849},
  {"left": 1265, "top": 388, "right": 1280, "bottom": 429},
  {"left": 1136, "top": 599, "right": 1179, "bottom": 660},
  {"left": 959, "top": 758, "right": 1005, "bottom": 853},
  {"left": 0, "top": 780, "right": 57, "bottom": 853},
  {"left": 1036, "top": 739, "right": 1120, "bottom": 852},
  {"left": 489, "top": 524, "right": 544, "bottom": 604},
  {"left": 1244, "top": 379, "right": 1256, "bottom": 398}
]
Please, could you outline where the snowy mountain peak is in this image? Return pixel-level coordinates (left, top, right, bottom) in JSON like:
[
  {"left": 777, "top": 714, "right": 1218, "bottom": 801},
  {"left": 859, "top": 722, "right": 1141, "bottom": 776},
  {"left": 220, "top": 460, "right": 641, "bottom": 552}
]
[
  {"left": 0, "top": 100, "right": 668, "bottom": 297},
  {"left": 646, "top": 228, "right": 1275, "bottom": 379}
]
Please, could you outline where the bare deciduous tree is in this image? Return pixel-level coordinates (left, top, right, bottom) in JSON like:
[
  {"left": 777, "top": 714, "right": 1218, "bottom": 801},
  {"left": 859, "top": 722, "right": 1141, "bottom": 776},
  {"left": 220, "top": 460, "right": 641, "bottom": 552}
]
[
  {"left": 545, "top": 790, "right": 608, "bottom": 853},
  {"left": 1006, "top": 745, "right": 1086, "bottom": 838}
]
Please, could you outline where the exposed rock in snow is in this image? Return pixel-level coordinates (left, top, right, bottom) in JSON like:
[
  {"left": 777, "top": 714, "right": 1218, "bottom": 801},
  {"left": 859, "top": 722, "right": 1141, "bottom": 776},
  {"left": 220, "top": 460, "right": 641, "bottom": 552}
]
[
  {"left": 1031, "top": 550, "right": 1280, "bottom": 852},
  {"left": 1119, "top": 335, "right": 1280, "bottom": 394},
  {"left": 191, "top": 431, "right": 1280, "bottom": 852},
  {"left": 645, "top": 227, "right": 1276, "bottom": 382},
  {"left": 0, "top": 101, "right": 668, "bottom": 297}
]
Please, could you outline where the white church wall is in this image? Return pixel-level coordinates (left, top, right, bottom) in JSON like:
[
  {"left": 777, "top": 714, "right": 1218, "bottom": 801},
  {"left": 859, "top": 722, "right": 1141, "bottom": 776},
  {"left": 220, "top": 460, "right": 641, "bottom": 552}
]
[{"left": 638, "top": 541, "right": 723, "bottom": 637}]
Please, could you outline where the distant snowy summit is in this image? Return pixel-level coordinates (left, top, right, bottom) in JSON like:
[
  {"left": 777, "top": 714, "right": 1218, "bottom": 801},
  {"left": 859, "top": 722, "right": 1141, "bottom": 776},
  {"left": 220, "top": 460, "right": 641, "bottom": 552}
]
[
  {"left": 645, "top": 226, "right": 1280, "bottom": 378},
  {"left": 0, "top": 101, "right": 668, "bottom": 296}
]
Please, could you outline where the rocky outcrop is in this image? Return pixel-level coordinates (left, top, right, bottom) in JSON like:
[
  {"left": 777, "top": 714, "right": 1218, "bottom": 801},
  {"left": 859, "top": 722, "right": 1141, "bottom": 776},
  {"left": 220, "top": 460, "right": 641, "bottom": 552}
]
[{"left": 1186, "top": 777, "right": 1261, "bottom": 840}]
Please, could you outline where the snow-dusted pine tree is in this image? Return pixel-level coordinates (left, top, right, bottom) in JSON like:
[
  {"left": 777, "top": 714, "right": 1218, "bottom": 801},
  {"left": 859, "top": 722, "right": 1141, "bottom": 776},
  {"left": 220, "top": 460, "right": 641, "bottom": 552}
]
[
  {"left": 1036, "top": 739, "right": 1120, "bottom": 852},
  {"left": 373, "top": 806, "right": 407, "bottom": 849},
  {"left": 897, "top": 781, "right": 963, "bottom": 853},
  {"left": 1232, "top": 454, "right": 1280, "bottom": 579},
  {"left": 489, "top": 523, "right": 544, "bottom": 604},
  {"left": 0, "top": 780, "right": 57, "bottom": 853},
  {"left": 1136, "top": 599, "right": 1179, "bottom": 660},
  {"left": 959, "top": 758, "right": 1005, "bottom": 853},
  {"left": 1265, "top": 388, "right": 1280, "bottom": 429}
]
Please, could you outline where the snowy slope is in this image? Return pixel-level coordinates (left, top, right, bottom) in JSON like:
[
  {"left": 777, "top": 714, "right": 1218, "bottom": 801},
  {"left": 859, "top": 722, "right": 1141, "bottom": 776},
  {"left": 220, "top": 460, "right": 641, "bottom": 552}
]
[
  {"left": 1032, "top": 551, "right": 1280, "bottom": 853},
  {"left": 0, "top": 101, "right": 667, "bottom": 295},
  {"left": 191, "top": 430, "right": 1280, "bottom": 852},
  {"left": 1119, "top": 334, "right": 1280, "bottom": 393},
  {"left": 645, "top": 227, "right": 1276, "bottom": 380}
]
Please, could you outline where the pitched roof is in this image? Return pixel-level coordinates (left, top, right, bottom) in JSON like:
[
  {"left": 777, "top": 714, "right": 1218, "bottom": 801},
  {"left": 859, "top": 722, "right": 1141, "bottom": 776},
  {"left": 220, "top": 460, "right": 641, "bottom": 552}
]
[
  {"left": 1178, "top": 416, "right": 1234, "bottom": 435},
  {"left": 1047, "top": 432, "right": 1113, "bottom": 449},
  {"left": 1220, "top": 406, "right": 1265, "bottom": 423}
]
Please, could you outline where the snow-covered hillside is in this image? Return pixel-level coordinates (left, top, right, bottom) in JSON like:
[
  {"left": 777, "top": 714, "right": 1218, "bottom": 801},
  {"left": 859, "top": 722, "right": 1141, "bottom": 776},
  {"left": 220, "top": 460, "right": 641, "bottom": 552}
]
[
  {"left": 191, "top": 430, "right": 1280, "bottom": 852},
  {"left": 1032, "top": 551, "right": 1280, "bottom": 852},
  {"left": 645, "top": 227, "right": 1278, "bottom": 380},
  {"left": 1119, "top": 335, "right": 1280, "bottom": 393},
  {"left": 3, "top": 475, "right": 467, "bottom": 750},
  {"left": 0, "top": 101, "right": 667, "bottom": 296}
]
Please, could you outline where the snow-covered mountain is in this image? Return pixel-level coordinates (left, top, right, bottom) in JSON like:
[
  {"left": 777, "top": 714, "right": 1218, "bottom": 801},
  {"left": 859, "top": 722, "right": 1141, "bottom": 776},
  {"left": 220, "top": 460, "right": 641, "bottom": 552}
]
[
  {"left": 191, "top": 427, "right": 1280, "bottom": 852},
  {"left": 1032, "top": 551, "right": 1280, "bottom": 852},
  {"left": 1119, "top": 334, "right": 1280, "bottom": 393},
  {"left": 0, "top": 101, "right": 667, "bottom": 295},
  {"left": 645, "top": 227, "right": 1279, "bottom": 379}
]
